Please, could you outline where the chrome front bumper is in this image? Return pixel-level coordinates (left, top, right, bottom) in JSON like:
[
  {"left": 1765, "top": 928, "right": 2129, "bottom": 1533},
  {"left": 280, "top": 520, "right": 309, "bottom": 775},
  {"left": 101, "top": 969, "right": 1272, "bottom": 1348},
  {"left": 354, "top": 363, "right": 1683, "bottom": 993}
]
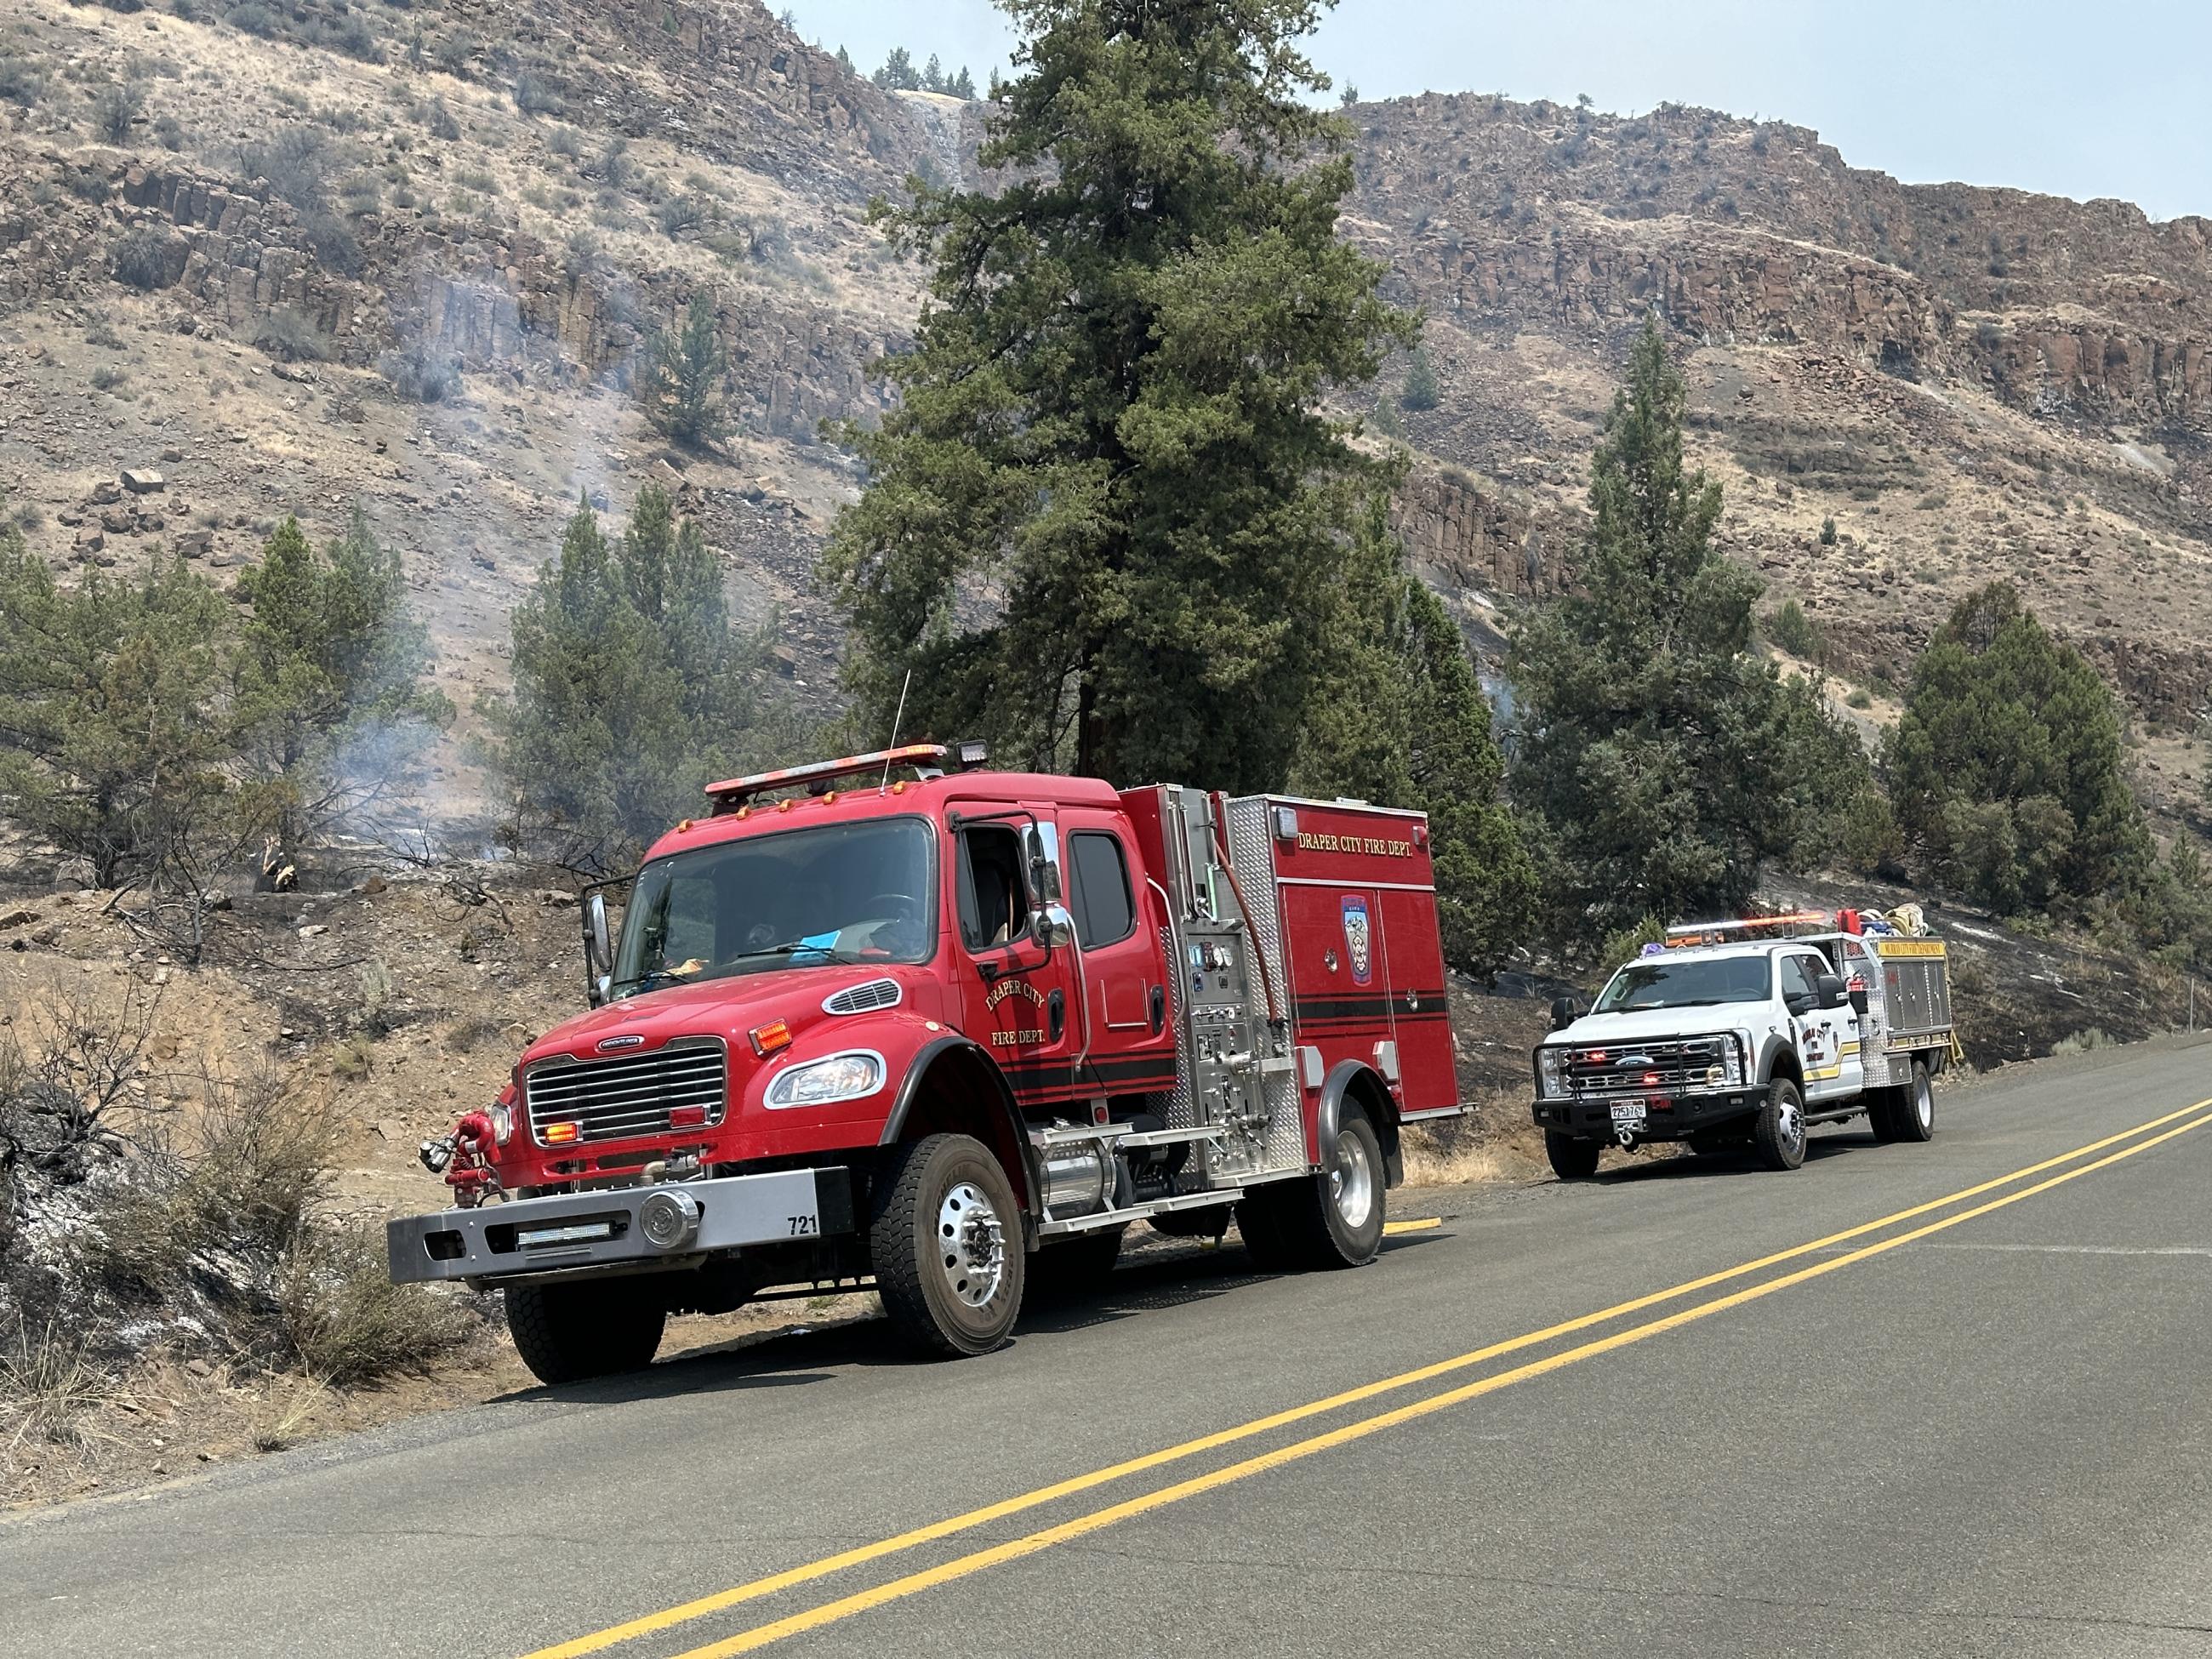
[{"left": 385, "top": 1166, "right": 856, "bottom": 1286}]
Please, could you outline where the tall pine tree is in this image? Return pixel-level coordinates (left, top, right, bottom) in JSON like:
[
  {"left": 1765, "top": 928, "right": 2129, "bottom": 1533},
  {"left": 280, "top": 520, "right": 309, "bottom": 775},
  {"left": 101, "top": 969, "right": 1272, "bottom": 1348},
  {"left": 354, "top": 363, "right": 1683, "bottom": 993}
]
[
  {"left": 824, "top": 0, "right": 1412, "bottom": 792},
  {"left": 1508, "top": 319, "right": 1867, "bottom": 951}
]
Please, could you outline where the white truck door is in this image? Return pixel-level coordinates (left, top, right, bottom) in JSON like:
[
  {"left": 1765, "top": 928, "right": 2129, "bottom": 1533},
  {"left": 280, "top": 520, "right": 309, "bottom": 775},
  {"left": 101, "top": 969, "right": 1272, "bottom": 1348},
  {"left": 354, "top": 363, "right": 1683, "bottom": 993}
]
[{"left": 1781, "top": 951, "right": 1856, "bottom": 1102}]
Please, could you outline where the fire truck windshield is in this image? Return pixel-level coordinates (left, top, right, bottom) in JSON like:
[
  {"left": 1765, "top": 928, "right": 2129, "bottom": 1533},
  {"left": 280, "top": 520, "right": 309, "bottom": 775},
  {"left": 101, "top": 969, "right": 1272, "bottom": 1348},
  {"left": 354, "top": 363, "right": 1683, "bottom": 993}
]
[
  {"left": 1593, "top": 954, "right": 1771, "bottom": 1013},
  {"left": 610, "top": 817, "right": 935, "bottom": 995}
]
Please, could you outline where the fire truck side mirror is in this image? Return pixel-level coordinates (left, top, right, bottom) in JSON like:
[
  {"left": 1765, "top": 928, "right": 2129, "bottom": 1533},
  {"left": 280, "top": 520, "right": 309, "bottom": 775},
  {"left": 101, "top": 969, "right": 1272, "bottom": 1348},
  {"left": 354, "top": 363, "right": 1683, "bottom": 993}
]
[
  {"left": 1023, "top": 824, "right": 1063, "bottom": 905},
  {"left": 583, "top": 892, "right": 613, "bottom": 1007}
]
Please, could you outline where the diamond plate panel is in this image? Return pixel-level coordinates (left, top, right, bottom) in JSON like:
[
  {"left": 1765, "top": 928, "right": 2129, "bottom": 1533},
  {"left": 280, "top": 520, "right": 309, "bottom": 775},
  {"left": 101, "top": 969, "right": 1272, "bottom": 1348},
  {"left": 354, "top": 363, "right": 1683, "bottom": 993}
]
[{"left": 1224, "top": 795, "right": 1286, "bottom": 1006}]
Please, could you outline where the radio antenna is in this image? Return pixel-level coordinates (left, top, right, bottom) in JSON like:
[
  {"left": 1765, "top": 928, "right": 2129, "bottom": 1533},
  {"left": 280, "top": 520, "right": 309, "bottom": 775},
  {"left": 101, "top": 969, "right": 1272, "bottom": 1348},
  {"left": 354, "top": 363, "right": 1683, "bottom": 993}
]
[{"left": 879, "top": 669, "right": 914, "bottom": 793}]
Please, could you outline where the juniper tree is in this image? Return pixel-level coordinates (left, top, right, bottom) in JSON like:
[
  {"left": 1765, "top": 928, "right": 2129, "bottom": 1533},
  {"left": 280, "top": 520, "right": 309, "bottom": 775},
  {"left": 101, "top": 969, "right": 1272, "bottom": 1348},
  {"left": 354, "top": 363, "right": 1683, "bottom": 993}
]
[
  {"left": 491, "top": 487, "right": 795, "bottom": 869},
  {"left": 0, "top": 535, "right": 233, "bottom": 889},
  {"left": 1508, "top": 318, "right": 1868, "bottom": 950},
  {"left": 639, "top": 294, "right": 729, "bottom": 449},
  {"left": 231, "top": 510, "right": 449, "bottom": 850},
  {"left": 1296, "top": 496, "right": 1535, "bottom": 976},
  {"left": 825, "top": 0, "right": 1412, "bottom": 792},
  {"left": 1884, "top": 581, "right": 2148, "bottom": 915}
]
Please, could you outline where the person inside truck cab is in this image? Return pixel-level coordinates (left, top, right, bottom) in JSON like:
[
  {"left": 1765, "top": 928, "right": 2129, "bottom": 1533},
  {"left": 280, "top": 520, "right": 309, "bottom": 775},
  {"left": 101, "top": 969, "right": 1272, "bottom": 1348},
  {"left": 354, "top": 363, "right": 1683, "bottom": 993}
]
[{"left": 960, "top": 826, "right": 1032, "bottom": 949}]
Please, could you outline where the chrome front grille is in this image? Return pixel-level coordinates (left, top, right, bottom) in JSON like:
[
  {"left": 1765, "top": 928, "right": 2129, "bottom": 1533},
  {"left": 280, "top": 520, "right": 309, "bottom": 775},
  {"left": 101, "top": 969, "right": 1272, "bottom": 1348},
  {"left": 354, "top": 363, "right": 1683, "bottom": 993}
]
[
  {"left": 1563, "top": 1036, "right": 1731, "bottom": 1097},
  {"left": 525, "top": 1040, "right": 730, "bottom": 1145}
]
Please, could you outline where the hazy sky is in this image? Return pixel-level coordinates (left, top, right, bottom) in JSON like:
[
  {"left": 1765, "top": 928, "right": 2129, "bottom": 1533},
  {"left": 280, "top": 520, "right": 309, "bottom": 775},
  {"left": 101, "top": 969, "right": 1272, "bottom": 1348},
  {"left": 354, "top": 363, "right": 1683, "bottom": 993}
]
[{"left": 784, "top": 2, "right": 2212, "bottom": 222}]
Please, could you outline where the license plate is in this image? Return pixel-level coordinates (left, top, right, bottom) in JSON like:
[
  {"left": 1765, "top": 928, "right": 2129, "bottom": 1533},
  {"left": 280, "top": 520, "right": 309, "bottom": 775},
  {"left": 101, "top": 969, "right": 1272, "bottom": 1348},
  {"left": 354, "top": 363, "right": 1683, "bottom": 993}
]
[
  {"left": 516, "top": 1221, "right": 614, "bottom": 1248},
  {"left": 1609, "top": 1101, "right": 1646, "bottom": 1128}
]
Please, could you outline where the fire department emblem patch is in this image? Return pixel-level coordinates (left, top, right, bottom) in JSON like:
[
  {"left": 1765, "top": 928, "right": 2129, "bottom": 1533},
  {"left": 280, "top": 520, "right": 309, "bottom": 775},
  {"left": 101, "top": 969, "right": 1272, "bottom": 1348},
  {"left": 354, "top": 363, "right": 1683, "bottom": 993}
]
[{"left": 1341, "top": 896, "right": 1372, "bottom": 986}]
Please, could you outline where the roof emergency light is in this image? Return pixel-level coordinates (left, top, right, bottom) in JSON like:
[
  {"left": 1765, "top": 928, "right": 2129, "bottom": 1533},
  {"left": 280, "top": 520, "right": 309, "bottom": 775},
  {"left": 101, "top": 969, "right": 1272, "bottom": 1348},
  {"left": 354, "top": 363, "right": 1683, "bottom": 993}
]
[
  {"left": 1662, "top": 909, "right": 1833, "bottom": 947},
  {"left": 704, "top": 744, "right": 950, "bottom": 811}
]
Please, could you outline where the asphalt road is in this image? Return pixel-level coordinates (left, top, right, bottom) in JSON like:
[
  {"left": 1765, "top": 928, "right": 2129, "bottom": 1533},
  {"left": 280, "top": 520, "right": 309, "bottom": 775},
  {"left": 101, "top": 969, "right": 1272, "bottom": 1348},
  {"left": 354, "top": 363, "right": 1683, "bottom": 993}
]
[{"left": 7, "top": 1039, "right": 2212, "bottom": 1659}]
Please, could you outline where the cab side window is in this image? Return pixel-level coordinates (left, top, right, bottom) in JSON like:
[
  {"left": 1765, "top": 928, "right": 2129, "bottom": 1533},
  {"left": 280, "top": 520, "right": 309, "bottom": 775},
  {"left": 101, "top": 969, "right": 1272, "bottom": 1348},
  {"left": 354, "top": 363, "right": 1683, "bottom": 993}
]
[
  {"left": 957, "top": 826, "right": 1031, "bottom": 950},
  {"left": 1779, "top": 954, "right": 1817, "bottom": 1004},
  {"left": 1068, "top": 831, "right": 1136, "bottom": 948}
]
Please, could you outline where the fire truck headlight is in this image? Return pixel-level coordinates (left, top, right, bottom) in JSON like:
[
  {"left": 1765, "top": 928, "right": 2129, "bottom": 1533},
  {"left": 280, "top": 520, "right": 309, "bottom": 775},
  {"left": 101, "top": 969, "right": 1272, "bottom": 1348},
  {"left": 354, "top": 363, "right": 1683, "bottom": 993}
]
[
  {"left": 487, "top": 1103, "right": 513, "bottom": 1145},
  {"left": 1536, "top": 1048, "right": 1565, "bottom": 1098},
  {"left": 764, "top": 1051, "right": 886, "bottom": 1109}
]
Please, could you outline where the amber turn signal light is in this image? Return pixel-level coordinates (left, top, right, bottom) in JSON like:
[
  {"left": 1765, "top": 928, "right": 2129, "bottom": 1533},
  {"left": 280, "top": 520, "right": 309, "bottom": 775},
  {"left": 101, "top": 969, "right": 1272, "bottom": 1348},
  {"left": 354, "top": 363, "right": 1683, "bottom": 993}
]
[
  {"left": 544, "top": 1121, "right": 580, "bottom": 1145},
  {"left": 750, "top": 1020, "right": 792, "bottom": 1058}
]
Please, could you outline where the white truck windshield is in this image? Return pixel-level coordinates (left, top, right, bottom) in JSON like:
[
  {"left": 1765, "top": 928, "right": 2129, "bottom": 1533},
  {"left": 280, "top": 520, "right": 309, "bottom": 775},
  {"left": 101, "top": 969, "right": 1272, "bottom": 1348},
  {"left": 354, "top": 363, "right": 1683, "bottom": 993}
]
[
  {"left": 1593, "top": 955, "right": 1771, "bottom": 1012},
  {"left": 611, "top": 817, "right": 934, "bottom": 996}
]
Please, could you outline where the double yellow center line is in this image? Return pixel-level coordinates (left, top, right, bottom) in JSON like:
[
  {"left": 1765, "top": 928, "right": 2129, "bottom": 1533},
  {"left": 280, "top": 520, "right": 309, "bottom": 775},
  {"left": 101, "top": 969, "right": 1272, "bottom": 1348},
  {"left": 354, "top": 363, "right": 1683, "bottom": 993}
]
[{"left": 524, "top": 1097, "right": 2212, "bottom": 1659}]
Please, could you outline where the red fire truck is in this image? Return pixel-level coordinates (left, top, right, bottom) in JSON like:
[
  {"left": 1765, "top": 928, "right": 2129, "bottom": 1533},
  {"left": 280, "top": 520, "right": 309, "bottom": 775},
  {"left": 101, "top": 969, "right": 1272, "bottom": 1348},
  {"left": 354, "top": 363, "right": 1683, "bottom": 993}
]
[{"left": 387, "top": 744, "right": 1460, "bottom": 1382}]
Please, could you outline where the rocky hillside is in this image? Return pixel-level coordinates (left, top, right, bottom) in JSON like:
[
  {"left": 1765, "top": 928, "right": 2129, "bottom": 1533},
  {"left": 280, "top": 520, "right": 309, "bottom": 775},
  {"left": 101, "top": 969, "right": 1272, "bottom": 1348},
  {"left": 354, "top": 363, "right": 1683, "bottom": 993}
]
[
  {"left": 1351, "top": 94, "right": 2210, "bottom": 738},
  {"left": 0, "top": 1, "right": 2207, "bottom": 793}
]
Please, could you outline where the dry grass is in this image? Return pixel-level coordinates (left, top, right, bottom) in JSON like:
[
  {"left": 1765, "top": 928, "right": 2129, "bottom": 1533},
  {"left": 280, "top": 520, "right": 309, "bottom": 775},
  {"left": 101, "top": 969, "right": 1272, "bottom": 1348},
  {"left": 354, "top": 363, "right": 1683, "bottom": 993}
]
[
  {"left": 1400, "top": 1091, "right": 1552, "bottom": 1187},
  {"left": 247, "top": 1374, "right": 328, "bottom": 1453},
  {"left": 0, "top": 1317, "right": 123, "bottom": 1463}
]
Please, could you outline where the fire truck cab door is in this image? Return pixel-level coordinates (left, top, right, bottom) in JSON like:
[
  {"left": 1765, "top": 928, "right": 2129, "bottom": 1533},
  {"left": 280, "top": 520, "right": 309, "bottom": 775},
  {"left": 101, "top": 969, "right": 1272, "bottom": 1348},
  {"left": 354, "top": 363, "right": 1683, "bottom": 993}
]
[
  {"left": 950, "top": 806, "right": 1080, "bottom": 1115},
  {"left": 1058, "top": 807, "right": 1177, "bottom": 1097},
  {"left": 1781, "top": 949, "right": 1861, "bottom": 1103}
]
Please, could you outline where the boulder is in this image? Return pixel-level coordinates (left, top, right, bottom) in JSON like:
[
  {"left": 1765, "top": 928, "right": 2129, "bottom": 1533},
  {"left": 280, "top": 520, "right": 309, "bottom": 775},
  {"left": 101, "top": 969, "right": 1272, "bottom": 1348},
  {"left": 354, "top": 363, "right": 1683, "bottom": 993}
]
[{"left": 122, "top": 469, "right": 165, "bottom": 493}]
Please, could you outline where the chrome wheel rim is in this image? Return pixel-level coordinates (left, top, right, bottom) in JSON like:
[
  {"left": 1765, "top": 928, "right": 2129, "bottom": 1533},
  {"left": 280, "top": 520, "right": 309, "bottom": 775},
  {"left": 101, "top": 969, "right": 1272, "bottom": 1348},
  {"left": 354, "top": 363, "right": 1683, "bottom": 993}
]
[
  {"left": 938, "top": 1181, "right": 1004, "bottom": 1308},
  {"left": 1914, "top": 1075, "right": 1933, "bottom": 1131},
  {"left": 1779, "top": 1095, "right": 1804, "bottom": 1157},
  {"left": 1330, "top": 1128, "right": 1375, "bottom": 1230}
]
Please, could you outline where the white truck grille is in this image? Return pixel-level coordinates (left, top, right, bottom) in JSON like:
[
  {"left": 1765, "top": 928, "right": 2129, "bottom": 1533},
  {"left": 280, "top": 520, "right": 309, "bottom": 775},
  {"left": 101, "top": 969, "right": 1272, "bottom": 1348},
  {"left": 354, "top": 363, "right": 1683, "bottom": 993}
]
[{"left": 525, "top": 1040, "right": 729, "bottom": 1145}]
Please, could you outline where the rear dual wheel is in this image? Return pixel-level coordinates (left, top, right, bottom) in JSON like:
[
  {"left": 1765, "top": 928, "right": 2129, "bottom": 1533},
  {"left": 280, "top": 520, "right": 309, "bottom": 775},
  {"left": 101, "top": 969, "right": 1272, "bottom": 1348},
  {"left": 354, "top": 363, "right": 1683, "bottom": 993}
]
[
  {"left": 1870, "top": 1061, "right": 1936, "bottom": 1144},
  {"left": 1240, "top": 1109, "right": 1387, "bottom": 1270}
]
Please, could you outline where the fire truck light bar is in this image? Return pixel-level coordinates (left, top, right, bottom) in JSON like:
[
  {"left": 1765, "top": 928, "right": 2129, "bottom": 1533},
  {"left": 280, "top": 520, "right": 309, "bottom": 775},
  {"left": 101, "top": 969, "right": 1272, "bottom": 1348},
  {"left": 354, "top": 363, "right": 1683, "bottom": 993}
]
[{"left": 704, "top": 744, "right": 951, "bottom": 807}]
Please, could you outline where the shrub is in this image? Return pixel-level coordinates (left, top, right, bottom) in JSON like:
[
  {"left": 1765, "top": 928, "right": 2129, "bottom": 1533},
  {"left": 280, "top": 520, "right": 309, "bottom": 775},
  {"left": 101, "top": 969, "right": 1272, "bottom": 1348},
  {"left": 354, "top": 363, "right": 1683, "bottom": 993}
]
[
  {"left": 225, "top": 0, "right": 277, "bottom": 36},
  {"left": 379, "top": 339, "right": 461, "bottom": 403},
  {"left": 0, "top": 55, "right": 45, "bottom": 108},
  {"left": 299, "top": 211, "right": 362, "bottom": 276},
  {"left": 277, "top": 1224, "right": 477, "bottom": 1385},
  {"left": 92, "top": 80, "right": 145, "bottom": 143},
  {"left": 655, "top": 194, "right": 702, "bottom": 237},
  {"left": 331, "top": 1033, "right": 373, "bottom": 1080},
  {"left": 425, "top": 94, "right": 461, "bottom": 140},
  {"left": 110, "top": 226, "right": 175, "bottom": 290},
  {"left": 546, "top": 123, "right": 582, "bottom": 159},
  {"left": 1818, "top": 515, "right": 1838, "bottom": 545},
  {"left": 153, "top": 112, "right": 185, "bottom": 151},
  {"left": 1597, "top": 914, "right": 1668, "bottom": 972},
  {"left": 1764, "top": 596, "right": 1824, "bottom": 661},
  {"left": 89, "top": 365, "right": 128, "bottom": 392},
  {"left": 2051, "top": 1027, "right": 2113, "bottom": 1056},
  {"left": 1845, "top": 687, "right": 1873, "bottom": 710},
  {"left": 251, "top": 305, "right": 328, "bottom": 362},
  {"left": 1398, "top": 345, "right": 1440, "bottom": 412},
  {"left": 512, "top": 71, "right": 558, "bottom": 114},
  {"left": 93, "top": 1066, "right": 335, "bottom": 1300}
]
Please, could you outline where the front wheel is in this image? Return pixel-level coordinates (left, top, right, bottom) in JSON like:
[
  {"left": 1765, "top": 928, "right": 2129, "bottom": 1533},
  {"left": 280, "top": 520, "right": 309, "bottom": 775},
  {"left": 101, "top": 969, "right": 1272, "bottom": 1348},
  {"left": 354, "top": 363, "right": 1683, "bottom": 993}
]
[
  {"left": 869, "top": 1133, "right": 1025, "bottom": 1357},
  {"left": 505, "top": 1279, "right": 667, "bottom": 1387},
  {"left": 1753, "top": 1077, "right": 1807, "bottom": 1171},
  {"left": 1545, "top": 1129, "right": 1603, "bottom": 1180}
]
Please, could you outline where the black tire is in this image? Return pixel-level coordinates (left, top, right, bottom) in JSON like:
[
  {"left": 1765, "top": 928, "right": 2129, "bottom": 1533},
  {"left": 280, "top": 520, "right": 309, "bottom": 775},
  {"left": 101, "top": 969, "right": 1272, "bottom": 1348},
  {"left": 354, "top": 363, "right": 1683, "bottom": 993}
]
[
  {"left": 869, "top": 1132, "right": 1024, "bottom": 1357},
  {"left": 1866, "top": 1086, "right": 1904, "bottom": 1143},
  {"left": 1029, "top": 1225, "right": 1124, "bottom": 1302},
  {"left": 1244, "top": 1109, "right": 1388, "bottom": 1270},
  {"left": 505, "top": 1278, "right": 667, "bottom": 1386},
  {"left": 1545, "top": 1129, "right": 1603, "bottom": 1181},
  {"left": 1892, "top": 1061, "right": 1936, "bottom": 1143},
  {"left": 1753, "top": 1076, "right": 1807, "bottom": 1171},
  {"left": 1235, "top": 1189, "right": 1294, "bottom": 1270}
]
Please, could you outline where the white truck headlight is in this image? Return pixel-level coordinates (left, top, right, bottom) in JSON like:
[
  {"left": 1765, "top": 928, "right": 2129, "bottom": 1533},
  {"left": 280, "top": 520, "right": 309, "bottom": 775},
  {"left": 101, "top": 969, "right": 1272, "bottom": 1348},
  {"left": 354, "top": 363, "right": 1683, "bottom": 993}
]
[
  {"left": 1536, "top": 1048, "right": 1565, "bottom": 1098},
  {"left": 1725, "top": 1035, "right": 1748, "bottom": 1088},
  {"left": 764, "top": 1051, "right": 885, "bottom": 1109}
]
